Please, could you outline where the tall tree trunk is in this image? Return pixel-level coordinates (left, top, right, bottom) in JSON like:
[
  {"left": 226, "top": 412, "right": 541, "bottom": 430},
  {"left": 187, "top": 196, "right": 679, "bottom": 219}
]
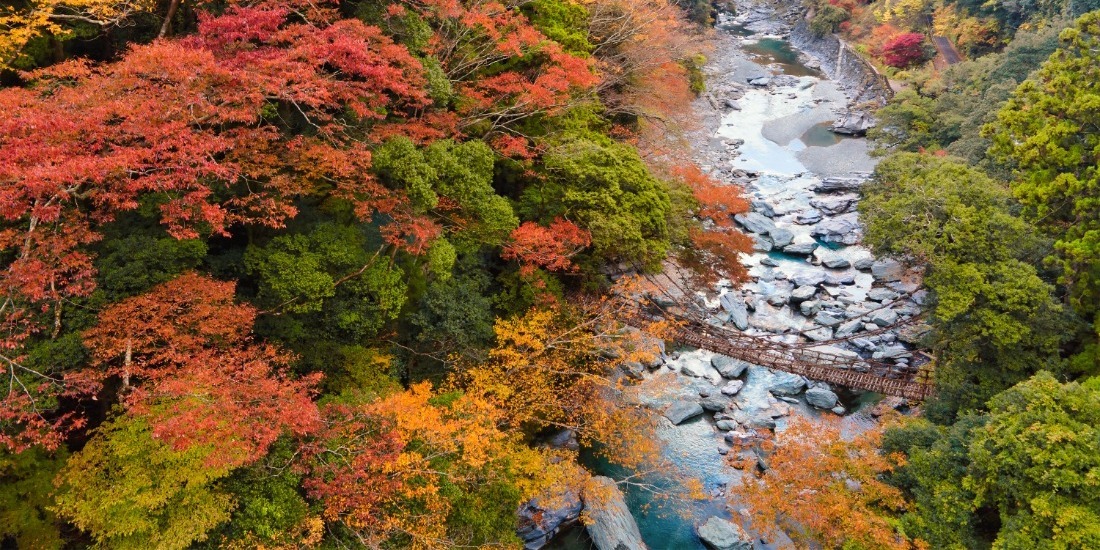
[
  {"left": 121, "top": 338, "right": 132, "bottom": 392},
  {"left": 158, "top": 0, "right": 182, "bottom": 38}
]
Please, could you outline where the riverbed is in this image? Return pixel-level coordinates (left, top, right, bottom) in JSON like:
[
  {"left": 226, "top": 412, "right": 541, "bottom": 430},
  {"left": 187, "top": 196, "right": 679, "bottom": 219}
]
[{"left": 545, "top": 1, "right": 924, "bottom": 548}]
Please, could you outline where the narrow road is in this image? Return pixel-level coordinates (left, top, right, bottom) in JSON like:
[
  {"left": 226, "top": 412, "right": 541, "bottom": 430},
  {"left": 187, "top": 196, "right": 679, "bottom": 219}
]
[{"left": 932, "top": 36, "right": 963, "bottom": 65}]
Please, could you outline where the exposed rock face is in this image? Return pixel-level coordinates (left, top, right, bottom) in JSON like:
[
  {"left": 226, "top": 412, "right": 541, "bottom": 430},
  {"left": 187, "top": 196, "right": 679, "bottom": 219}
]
[
  {"left": 546, "top": 429, "right": 580, "bottom": 451},
  {"left": 720, "top": 293, "right": 750, "bottom": 330},
  {"left": 831, "top": 110, "right": 875, "bottom": 136},
  {"left": 517, "top": 491, "right": 583, "bottom": 549},
  {"left": 697, "top": 517, "right": 752, "bottom": 550},
  {"left": 665, "top": 400, "right": 705, "bottom": 424},
  {"left": 788, "top": 19, "right": 893, "bottom": 106},
  {"left": 585, "top": 477, "right": 647, "bottom": 550},
  {"left": 812, "top": 177, "right": 864, "bottom": 193}
]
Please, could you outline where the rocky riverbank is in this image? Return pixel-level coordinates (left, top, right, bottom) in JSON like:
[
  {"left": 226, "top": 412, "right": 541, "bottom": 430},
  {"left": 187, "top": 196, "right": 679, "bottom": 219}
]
[{"left": 537, "top": 1, "right": 928, "bottom": 548}]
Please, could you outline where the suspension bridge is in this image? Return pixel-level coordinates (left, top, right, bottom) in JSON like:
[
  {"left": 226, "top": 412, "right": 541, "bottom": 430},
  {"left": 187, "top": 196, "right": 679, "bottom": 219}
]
[{"left": 619, "top": 274, "right": 936, "bottom": 401}]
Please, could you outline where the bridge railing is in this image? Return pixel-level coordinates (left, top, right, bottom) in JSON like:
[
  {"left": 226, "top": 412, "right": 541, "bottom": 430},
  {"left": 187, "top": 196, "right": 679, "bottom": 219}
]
[{"left": 622, "top": 309, "right": 935, "bottom": 400}]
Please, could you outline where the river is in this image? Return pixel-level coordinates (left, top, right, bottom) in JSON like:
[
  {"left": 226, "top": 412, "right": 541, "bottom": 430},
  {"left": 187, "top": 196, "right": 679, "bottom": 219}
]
[{"left": 544, "top": 1, "right": 923, "bottom": 548}]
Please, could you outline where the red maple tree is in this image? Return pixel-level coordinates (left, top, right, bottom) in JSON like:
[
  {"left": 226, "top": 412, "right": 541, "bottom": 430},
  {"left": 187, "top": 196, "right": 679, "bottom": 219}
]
[
  {"left": 502, "top": 218, "right": 593, "bottom": 275},
  {"left": 882, "top": 32, "right": 927, "bottom": 68},
  {"left": 81, "top": 273, "right": 321, "bottom": 467}
]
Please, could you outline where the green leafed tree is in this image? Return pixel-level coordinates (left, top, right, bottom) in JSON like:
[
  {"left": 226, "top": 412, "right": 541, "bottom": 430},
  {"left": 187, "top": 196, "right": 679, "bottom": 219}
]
[
  {"left": 373, "top": 137, "right": 519, "bottom": 248},
  {"left": 987, "top": 12, "right": 1100, "bottom": 338},
  {"left": 245, "top": 222, "right": 408, "bottom": 342},
  {"left": 0, "top": 447, "right": 67, "bottom": 549},
  {"left": 967, "top": 372, "right": 1100, "bottom": 549},
  {"left": 883, "top": 416, "right": 989, "bottom": 550},
  {"left": 520, "top": 133, "right": 672, "bottom": 268},
  {"left": 52, "top": 417, "right": 235, "bottom": 549},
  {"left": 862, "top": 153, "right": 1067, "bottom": 417}
]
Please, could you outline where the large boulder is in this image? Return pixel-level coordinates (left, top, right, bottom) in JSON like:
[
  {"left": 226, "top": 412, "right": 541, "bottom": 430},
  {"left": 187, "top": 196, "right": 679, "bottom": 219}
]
[
  {"left": 795, "top": 209, "right": 824, "bottom": 224},
  {"left": 517, "top": 491, "right": 583, "bottom": 549},
  {"left": 680, "top": 359, "right": 709, "bottom": 378},
  {"left": 783, "top": 234, "right": 819, "bottom": 255},
  {"left": 791, "top": 269, "right": 827, "bottom": 287},
  {"left": 813, "top": 311, "right": 844, "bottom": 327},
  {"left": 805, "top": 387, "right": 840, "bottom": 409},
  {"left": 799, "top": 299, "right": 821, "bottom": 316},
  {"left": 712, "top": 355, "right": 749, "bottom": 378},
  {"left": 584, "top": 477, "right": 647, "bottom": 550},
  {"left": 813, "top": 176, "right": 864, "bottom": 193},
  {"left": 790, "top": 285, "right": 817, "bottom": 302},
  {"left": 734, "top": 212, "right": 777, "bottom": 235},
  {"left": 664, "top": 400, "right": 704, "bottom": 425},
  {"left": 768, "top": 227, "right": 795, "bottom": 248},
  {"left": 813, "top": 248, "right": 851, "bottom": 269},
  {"left": 766, "top": 370, "right": 807, "bottom": 395},
  {"left": 870, "top": 308, "right": 899, "bottom": 327},
  {"left": 810, "top": 194, "right": 858, "bottom": 215},
  {"left": 849, "top": 249, "right": 875, "bottom": 270},
  {"left": 751, "top": 234, "right": 773, "bottom": 252},
  {"left": 835, "top": 318, "right": 863, "bottom": 338},
  {"left": 811, "top": 215, "right": 862, "bottom": 245},
  {"left": 825, "top": 271, "right": 856, "bottom": 285},
  {"left": 720, "top": 380, "right": 746, "bottom": 396},
  {"left": 867, "top": 287, "right": 899, "bottom": 302},
  {"left": 831, "top": 110, "right": 875, "bottom": 136},
  {"left": 697, "top": 517, "right": 752, "bottom": 550},
  {"left": 871, "top": 259, "right": 905, "bottom": 282},
  {"left": 701, "top": 394, "right": 733, "bottom": 412},
  {"left": 720, "top": 293, "right": 750, "bottom": 331}
]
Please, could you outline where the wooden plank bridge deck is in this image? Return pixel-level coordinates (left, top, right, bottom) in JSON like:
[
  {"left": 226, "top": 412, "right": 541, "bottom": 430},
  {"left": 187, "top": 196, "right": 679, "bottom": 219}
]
[{"left": 626, "top": 312, "right": 934, "bottom": 401}]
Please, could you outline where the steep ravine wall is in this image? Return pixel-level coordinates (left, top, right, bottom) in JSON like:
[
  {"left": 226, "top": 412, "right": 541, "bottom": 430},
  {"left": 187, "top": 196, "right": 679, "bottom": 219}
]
[{"left": 789, "top": 20, "right": 894, "bottom": 106}]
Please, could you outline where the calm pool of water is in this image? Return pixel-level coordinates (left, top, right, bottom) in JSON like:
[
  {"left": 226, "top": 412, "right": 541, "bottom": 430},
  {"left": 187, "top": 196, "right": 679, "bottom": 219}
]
[
  {"left": 743, "top": 38, "right": 821, "bottom": 77},
  {"left": 800, "top": 122, "right": 846, "bottom": 147}
]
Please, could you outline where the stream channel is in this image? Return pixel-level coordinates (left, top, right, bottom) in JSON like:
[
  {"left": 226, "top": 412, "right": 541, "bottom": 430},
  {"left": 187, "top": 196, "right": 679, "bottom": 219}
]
[{"left": 545, "top": 2, "right": 923, "bottom": 548}]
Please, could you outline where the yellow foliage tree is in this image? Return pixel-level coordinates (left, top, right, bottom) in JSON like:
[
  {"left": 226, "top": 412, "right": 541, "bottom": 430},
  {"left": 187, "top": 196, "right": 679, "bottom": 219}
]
[
  {"left": 455, "top": 292, "right": 670, "bottom": 472},
  {"left": 0, "top": 0, "right": 155, "bottom": 68}
]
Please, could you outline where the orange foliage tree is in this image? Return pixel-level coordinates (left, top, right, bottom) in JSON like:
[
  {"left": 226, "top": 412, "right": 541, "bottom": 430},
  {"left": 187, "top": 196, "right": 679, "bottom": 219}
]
[
  {"left": 80, "top": 273, "right": 321, "bottom": 468},
  {"left": 402, "top": 0, "right": 599, "bottom": 150},
  {"left": 670, "top": 165, "right": 753, "bottom": 286},
  {"left": 732, "top": 415, "right": 923, "bottom": 549},
  {"left": 585, "top": 0, "right": 703, "bottom": 119},
  {"left": 302, "top": 382, "right": 578, "bottom": 548},
  {"left": 0, "top": 1, "right": 455, "bottom": 448}
]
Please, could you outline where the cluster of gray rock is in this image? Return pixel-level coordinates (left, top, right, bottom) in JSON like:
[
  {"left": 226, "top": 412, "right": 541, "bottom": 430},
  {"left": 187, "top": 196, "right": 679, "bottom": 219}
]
[
  {"left": 710, "top": 169, "right": 930, "bottom": 377},
  {"left": 517, "top": 475, "right": 645, "bottom": 550},
  {"left": 663, "top": 354, "right": 839, "bottom": 432}
]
